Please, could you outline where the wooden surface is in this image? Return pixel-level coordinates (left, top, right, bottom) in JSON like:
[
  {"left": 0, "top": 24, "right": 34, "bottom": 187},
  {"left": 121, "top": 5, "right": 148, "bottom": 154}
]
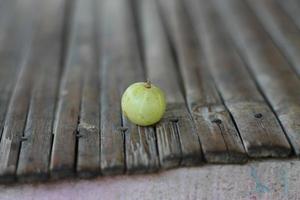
[
  {"left": 139, "top": 0, "right": 202, "bottom": 168},
  {"left": 188, "top": 0, "right": 291, "bottom": 158},
  {"left": 159, "top": 0, "right": 247, "bottom": 163},
  {"left": 214, "top": 0, "right": 300, "bottom": 156},
  {"left": 0, "top": 0, "right": 300, "bottom": 183}
]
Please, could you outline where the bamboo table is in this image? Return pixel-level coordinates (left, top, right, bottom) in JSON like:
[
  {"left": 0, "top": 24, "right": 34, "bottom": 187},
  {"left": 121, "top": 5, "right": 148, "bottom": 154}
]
[{"left": 0, "top": 0, "right": 300, "bottom": 185}]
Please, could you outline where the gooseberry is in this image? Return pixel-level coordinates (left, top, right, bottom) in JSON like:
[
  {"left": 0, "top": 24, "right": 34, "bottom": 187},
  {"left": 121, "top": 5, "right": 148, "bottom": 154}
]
[{"left": 121, "top": 81, "right": 166, "bottom": 126}]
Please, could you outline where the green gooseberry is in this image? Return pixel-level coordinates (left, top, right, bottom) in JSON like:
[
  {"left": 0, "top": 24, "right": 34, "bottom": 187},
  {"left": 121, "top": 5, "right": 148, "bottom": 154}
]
[{"left": 121, "top": 81, "right": 166, "bottom": 126}]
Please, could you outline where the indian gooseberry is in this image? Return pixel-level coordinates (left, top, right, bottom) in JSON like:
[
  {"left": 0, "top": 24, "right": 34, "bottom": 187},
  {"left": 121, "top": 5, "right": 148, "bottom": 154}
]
[{"left": 121, "top": 81, "right": 166, "bottom": 126}]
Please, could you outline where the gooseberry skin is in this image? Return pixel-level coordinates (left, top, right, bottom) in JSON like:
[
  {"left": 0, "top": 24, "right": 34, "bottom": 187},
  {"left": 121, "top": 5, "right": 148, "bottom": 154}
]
[{"left": 121, "top": 82, "right": 166, "bottom": 126}]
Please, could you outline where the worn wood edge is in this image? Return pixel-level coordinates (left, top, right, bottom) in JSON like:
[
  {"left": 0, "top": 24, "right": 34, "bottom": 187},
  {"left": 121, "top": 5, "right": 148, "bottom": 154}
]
[
  {"left": 156, "top": 103, "right": 203, "bottom": 168},
  {"left": 49, "top": 0, "right": 86, "bottom": 177},
  {"left": 203, "top": 151, "right": 247, "bottom": 164},
  {"left": 124, "top": 0, "right": 162, "bottom": 174},
  {"left": 190, "top": 103, "right": 248, "bottom": 164},
  {"left": 16, "top": 0, "right": 67, "bottom": 180},
  {"left": 125, "top": 123, "right": 160, "bottom": 174},
  {"left": 227, "top": 101, "right": 291, "bottom": 158},
  {"left": 0, "top": 0, "right": 36, "bottom": 180},
  {"left": 76, "top": 126, "right": 101, "bottom": 176},
  {"left": 155, "top": 105, "right": 182, "bottom": 169},
  {"left": 76, "top": 170, "right": 101, "bottom": 179},
  {"left": 186, "top": 0, "right": 291, "bottom": 158},
  {"left": 0, "top": 174, "right": 16, "bottom": 184},
  {"left": 213, "top": 0, "right": 300, "bottom": 157},
  {"left": 277, "top": 104, "right": 300, "bottom": 156},
  {"left": 157, "top": 3, "right": 247, "bottom": 163},
  {"left": 74, "top": 0, "right": 101, "bottom": 178},
  {"left": 16, "top": 172, "right": 49, "bottom": 183},
  {"left": 50, "top": 168, "right": 75, "bottom": 180},
  {"left": 0, "top": 0, "right": 26, "bottom": 138},
  {"left": 100, "top": 164, "right": 125, "bottom": 176},
  {"left": 156, "top": 122, "right": 181, "bottom": 169},
  {"left": 167, "top": 103, "right": 203, "bottom": 166},
  {"left": 148, "top": 1, "right": 202, "bottom": 166},
  {"left": 100, "top": 123, "right": 125, "bottom": 176}
]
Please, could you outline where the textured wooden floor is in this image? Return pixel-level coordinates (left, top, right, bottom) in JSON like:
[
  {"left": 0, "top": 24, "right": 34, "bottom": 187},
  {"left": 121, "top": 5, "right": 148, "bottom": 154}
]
[{"left": 0, "top": 0, "right": 300, "bottom": 183}]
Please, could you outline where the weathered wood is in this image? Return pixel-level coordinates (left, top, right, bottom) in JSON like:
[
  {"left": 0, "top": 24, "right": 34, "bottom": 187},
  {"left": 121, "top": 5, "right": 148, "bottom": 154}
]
[
  {"left": 97, "top": 1, "right": 124, "bottom": 174},
  {"left": 50, "top": 0, "right": 84, "bottom": 179},
  {"left": 158, "top": 0, "right": 247, "bottom": 163},
  {"left": 0, "top": 0, "right": 35, "bottom": 182},
  {"left": 187, "top": 0, "right": 291, "bottom": 157},
  {"left": 276, "top": 0, "right": 300, "bottom": 30},
  {"left": 16, "top": 0, "right": 66, "bottom": 181},
  {"left": 123, "top": 0, "right": 159, "bottom": 174},
  {"left": 98, "top": 0, "right": 159, "bottom": 174},
  {"left": 1, "top": 0, "right": 300, "bottom": 183},
  {"left": 0, "top": 0, "right": 34, "bottom": 133},
  {"left": 0, "top": 0, "right": 31, "bottom": 140},
  {"left": 215, "top": 0, "right": 300, "bottom": 156},
  {"left": 69, "top": 0, "right": 101, "bottom": 178},
  {"left": 139, "top": 0, "right": 202, "bottom": 168},
  {"left": 248, "top": 0, "right": 300, "bottom": 76},
  {"left": 124, "top": 119, "right": 159, "bottom": 173}
]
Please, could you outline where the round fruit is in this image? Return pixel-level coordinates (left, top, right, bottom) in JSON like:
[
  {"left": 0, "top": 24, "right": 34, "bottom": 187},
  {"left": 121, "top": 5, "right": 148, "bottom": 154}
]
[{"left": 121, "top": 81, "right": 166, "bottom": 126}]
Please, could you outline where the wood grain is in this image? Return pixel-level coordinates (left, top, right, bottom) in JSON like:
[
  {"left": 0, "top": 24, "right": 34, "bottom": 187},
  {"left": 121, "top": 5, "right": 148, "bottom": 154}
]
[
  {"left": 74, "top": 0, "right": 100, "bottom": 178},
  {"left": 98, "top": 0, "right": 159, "bottom": 174},
  {"left": 139, "top": 0, "right": 202, "bottom": 168},
  {"left": 0, "top": 0, "right": 32, "bottom": 141},
  {"left": 123, "top": 0, "right": 159, "bottom": 174},
  {"left": 248, "top": 0, "right": 300, "bottom": 76},
  {"left": 158, "top": 0, "right": 247, "bottom": 163},
  {"left": 0, "top": 0, "right": 300, "bottom": 183},
  {"left": 215, "top": 0, "right": 300, "bottom": 156},
  {"left": 97, "top": 0, "right": 124, "bottom": 173},
  {"left": 16, "top": 0, "right": 66, "bottom": 181},
  {"left": 187, "top": 0, "right": 291, "bottom": 157},
  {"left": 50, "top": 0, "right": 84, "bottom": 179},
  {"left": 0, "top": 0, "right": 35, "bottom": 182},
  {"left": 124, "top": 121, "right": 159, "bottom": 173}
]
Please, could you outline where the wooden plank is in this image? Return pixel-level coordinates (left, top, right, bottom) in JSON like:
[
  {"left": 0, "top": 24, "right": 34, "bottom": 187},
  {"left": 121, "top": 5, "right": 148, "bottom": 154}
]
[
  {"left": 186, "top": 0, "right": 291, "bottom": 157},
  {"left": 248, "top": 0, "right": 300, "bottom": 76},
  {"left": 97, "top": 0, "right": 124, "bottom": 174},
  {"left": 16, "top": 0, "right": 66, "bottom": 181},
  {"left": 0, "top": 0, "right": 35, "bottom": 182},
  {"left": 0, "top": 0, "right": 26, "bottom": 139},
  {"left": 50, "top": 0, "right": 84, "bottom": 179},
  {"left": 124, "top": 122, "right": 159, "bottom": 173},
  {"left": 0, "top": 0, "right": 34, "bottom": 137},
  {"left": 98, "top": 0, "right": 159, "bottom": 175},
  {"left": 276, "top": 0, "right": 300, "bottom": 30},
  {"left": 214, "top": 0, "right": 300, "bottom": 156},
  {"left": 123, "top": 0, "right": 159, "bottom": 174},
  {"left": 158, "top": 0, "right": 247, "bottom": 163},
  {"left": 75, "top": 0, "right": 100, "bottom": 178},
  {"left": 139, "top": 0, "right": 202, "bottom": 168}
]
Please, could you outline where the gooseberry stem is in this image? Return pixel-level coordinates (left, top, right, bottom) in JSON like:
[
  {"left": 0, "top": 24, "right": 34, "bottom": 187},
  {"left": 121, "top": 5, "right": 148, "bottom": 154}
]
[{"left": 145, "top": 79, "right": 151, "bottom": 88}]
